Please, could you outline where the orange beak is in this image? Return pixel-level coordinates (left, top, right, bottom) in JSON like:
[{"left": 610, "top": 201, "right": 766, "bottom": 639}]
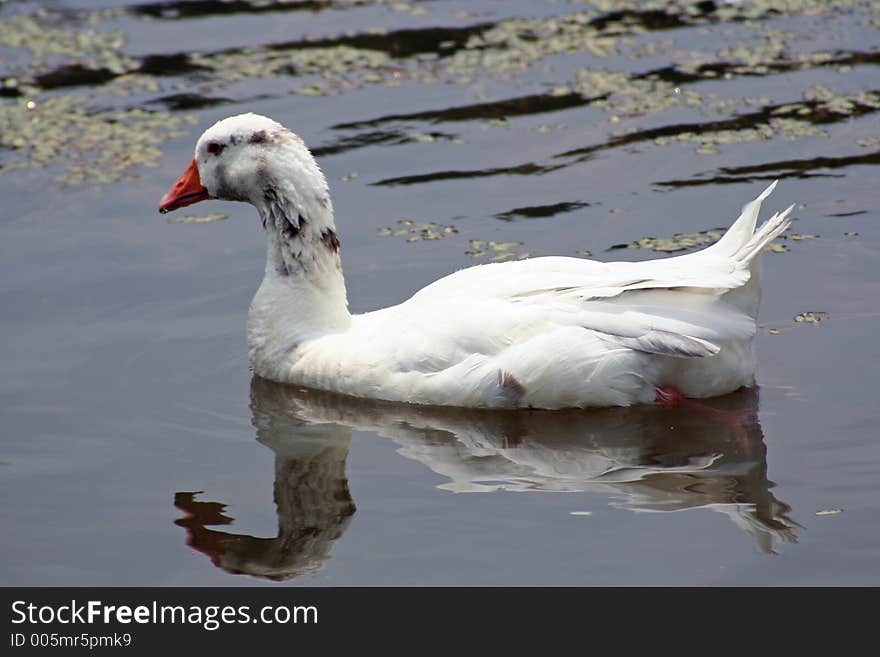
[{"left": 159, "top": 158, "right": 211, "bottom": 213}]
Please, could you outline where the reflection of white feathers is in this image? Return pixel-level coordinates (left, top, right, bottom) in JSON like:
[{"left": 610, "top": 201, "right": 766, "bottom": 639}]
[
  {"left": 263, "top": 381, "right": 798, "bottom": 554},
  {"left": 177, "top": 381, "right": 797, "bottom": 583},
  {"left": 174, "top": 387, "right": 356, "bottom": 581}
]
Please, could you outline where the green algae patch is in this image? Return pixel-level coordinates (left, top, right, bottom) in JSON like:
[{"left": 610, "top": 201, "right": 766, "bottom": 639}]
[
  {"left": 167, "top": 213, "right": 229, "bottom": 225},
  {"left": 607, "top": 227, "right": 797, "bottom": 255},
  {"left": 0, "top": 91, "right": 192, "bottom": 185},
  {"left": 3, "top": 0, "right": 880, "bottom": 193},
  {"left": 465, "top": 240, "right": 529, "bottom": 261},
  {"left": 608, "top": 229, "right": 725, "bottom": 253},
  {"left": 0, "top": 9, "right": 193, "bottom": 185},
  {"left": 815, "top": 508, "right": 844, "bottom": 516},
  {"left": 378, "top": 220, "right": 459, "bottom": 242},
  {"left": 794, "top": 311, "right": 828, "bottom": 324},
  {"left": 0, "top": 10, "right": 133, "bottom": 77},
  {"left": 191, "top": 45, "right": 393, "bottom": 94}
]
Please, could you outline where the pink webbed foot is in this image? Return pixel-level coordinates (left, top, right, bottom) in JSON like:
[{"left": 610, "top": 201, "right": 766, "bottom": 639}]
[
  {"left": 655, "top": 385, "right": 685, "bottom": 407},
  {"left": 654, "top": 385, "right": 756, "bottom": 449}
]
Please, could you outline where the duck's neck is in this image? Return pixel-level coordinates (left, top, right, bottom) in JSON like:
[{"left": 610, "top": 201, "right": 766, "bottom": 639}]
[{"left": 248, "top": 176, "right": 351, "bottom": 375}]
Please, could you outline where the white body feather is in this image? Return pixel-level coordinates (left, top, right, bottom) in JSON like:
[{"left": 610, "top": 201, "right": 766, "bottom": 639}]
[
  {"left": 250, "top": 181, "right": 792, "bottom": 409},
  {"left": 182, "top": 114, "right": 794, "bottom": 409}
]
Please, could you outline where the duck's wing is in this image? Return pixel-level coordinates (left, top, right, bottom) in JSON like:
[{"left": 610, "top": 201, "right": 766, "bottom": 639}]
[
  {"left": 413, "top": 182, "right": 792, "bottom": 305},
  {"left": 403, "top": 183, "right": 792, "bottom": 360},
  {"left": 394, "top": 287, "right": 753, "bottom": 362}
]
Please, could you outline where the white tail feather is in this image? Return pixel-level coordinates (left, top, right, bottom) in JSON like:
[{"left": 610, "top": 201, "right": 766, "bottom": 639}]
[
  {"left": 711, "top": 180, "right": 778, "bottom": 257},
  {"left": 734, "top": 204, "right": 795, "bottom": 265}
]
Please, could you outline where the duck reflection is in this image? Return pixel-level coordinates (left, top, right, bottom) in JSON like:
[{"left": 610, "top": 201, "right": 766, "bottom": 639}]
[
  {"left": 175, "top": 377, "right": 797, "bottom": 580},
  {"left": 174, "top": 386, "right": 356, "bottom": 581}
]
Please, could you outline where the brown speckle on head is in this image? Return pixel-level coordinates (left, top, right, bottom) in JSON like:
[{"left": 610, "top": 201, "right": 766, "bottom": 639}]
[
  {"left": 256, "top": 153, "right": 268, "bottom": 183},
  {"left": 249, "top": 130, "right": 268, "bottom": 144},
  {"left": 269, "top": 128, "right": 300, "bottom": 147}
]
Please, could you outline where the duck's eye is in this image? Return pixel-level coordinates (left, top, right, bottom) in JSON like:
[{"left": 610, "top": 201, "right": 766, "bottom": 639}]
[{"left": 206, "top": 141, "right": 224, "bottom": 156}]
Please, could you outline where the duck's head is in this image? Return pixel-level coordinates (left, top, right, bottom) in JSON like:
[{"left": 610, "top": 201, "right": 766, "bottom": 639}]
[{"left": 159, "top": 113, "right": 329, "bottom": 215}]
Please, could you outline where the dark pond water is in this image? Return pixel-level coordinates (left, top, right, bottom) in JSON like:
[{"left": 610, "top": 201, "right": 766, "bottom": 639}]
[{"left": 1, "top": 0, "right": 879, "bottom": 585}]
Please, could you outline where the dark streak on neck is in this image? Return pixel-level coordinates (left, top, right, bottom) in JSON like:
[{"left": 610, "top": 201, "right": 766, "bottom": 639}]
[
  {"left": 281, "top": 212, "right": 302, "bottom": 241},
  {"left": 262, "top": 186, "right": 340, "bottom": 279},
  {"left": 321, "top": 229, "right": 340, "bottom": 252}
]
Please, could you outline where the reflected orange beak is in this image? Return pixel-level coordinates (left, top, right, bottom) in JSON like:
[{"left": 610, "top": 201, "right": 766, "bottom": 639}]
[{"left": 158, "top": 158, "right": 211, "bottom": 213}]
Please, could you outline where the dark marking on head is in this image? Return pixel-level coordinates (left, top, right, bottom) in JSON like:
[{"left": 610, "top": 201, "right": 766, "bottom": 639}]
[
  {"left": 321, "top": 229, "right": 340, "bottom": 252},
  {"left": 250, "top": 130, "right": 268, "bottom": 144},
  {"left": 212, "top": 162, "right": 246, "bottom": 202},
  {"left": 498, "top": 370, "right": 526, "bottom": 402}
]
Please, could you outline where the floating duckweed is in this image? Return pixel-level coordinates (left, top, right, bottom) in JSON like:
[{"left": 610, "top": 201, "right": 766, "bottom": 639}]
[
  {"left": 233, "top": 0, "right": 427, "bottom": 13},
  {"left": 650, "top": 115, "right": 829, "bottom": 153},
  {"left": 340, "top": 172, "right": 360, "bottom": 182},
  {"left": 3, "top": 0, "right": 880, "bottom": 190},
  {"left": 191, "top": 45, "right": 392, "bottom": 90},
  {"left": 794, "top": 311, "right": 828, "bottom": 324},
  {"left": 449, "top": 11, "right": 619, "bottom": 83},
  {"left": 803, "top": 86, "right": 880, "bottom": 115},
  {"left": 0, "top": 8, "right": 194, "bottom": 185},
  {"left": 487, "top": 241, "right": 521, "bottom": 251},
  {"left": 535, "top": 124, "right": 566, "bottom": 134},
  {"left": 167, "top": 213, "right": 228, "bottom": 224},
  {"left": 608, "top": 229, "right": 725, "bottom": 253},
  {"left": 790, "top": 233, "right": 818, "bottom": 241},
  {"left": 717, "top": 28, "right": 792, "bottom": 72},
  {"left": 466, "top": 239, "right": 528, "bottom": 261},
  {"left": 378, "top": 220, "right": 458, "bottom": 242},
  {"left": 0, "top": 12, "right": 135, "bottom": 75},
  {"left": 0, "top": 90, "right": 192, "bottom": 184},
  {"left": 844, "top": 231, "right": 859, "bottom": 237},
  {"left": 607, "top": 228, "right": 804, "bottom": 255},
  {"left": 573, "top": 69, "right": 699, "bottom": 118},
  {"left": 815, "top": 508, "right": 843, "bottom": 516}
]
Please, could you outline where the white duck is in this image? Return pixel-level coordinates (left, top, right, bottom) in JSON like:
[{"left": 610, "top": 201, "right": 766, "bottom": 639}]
[{"left": 159, "top": 113, "right": 793, "bottom": 410}]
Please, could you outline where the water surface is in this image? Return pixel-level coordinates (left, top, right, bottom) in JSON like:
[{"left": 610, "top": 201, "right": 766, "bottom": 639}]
[{"left": 1, "top": 0, "right": 879, "bottom": 585}]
